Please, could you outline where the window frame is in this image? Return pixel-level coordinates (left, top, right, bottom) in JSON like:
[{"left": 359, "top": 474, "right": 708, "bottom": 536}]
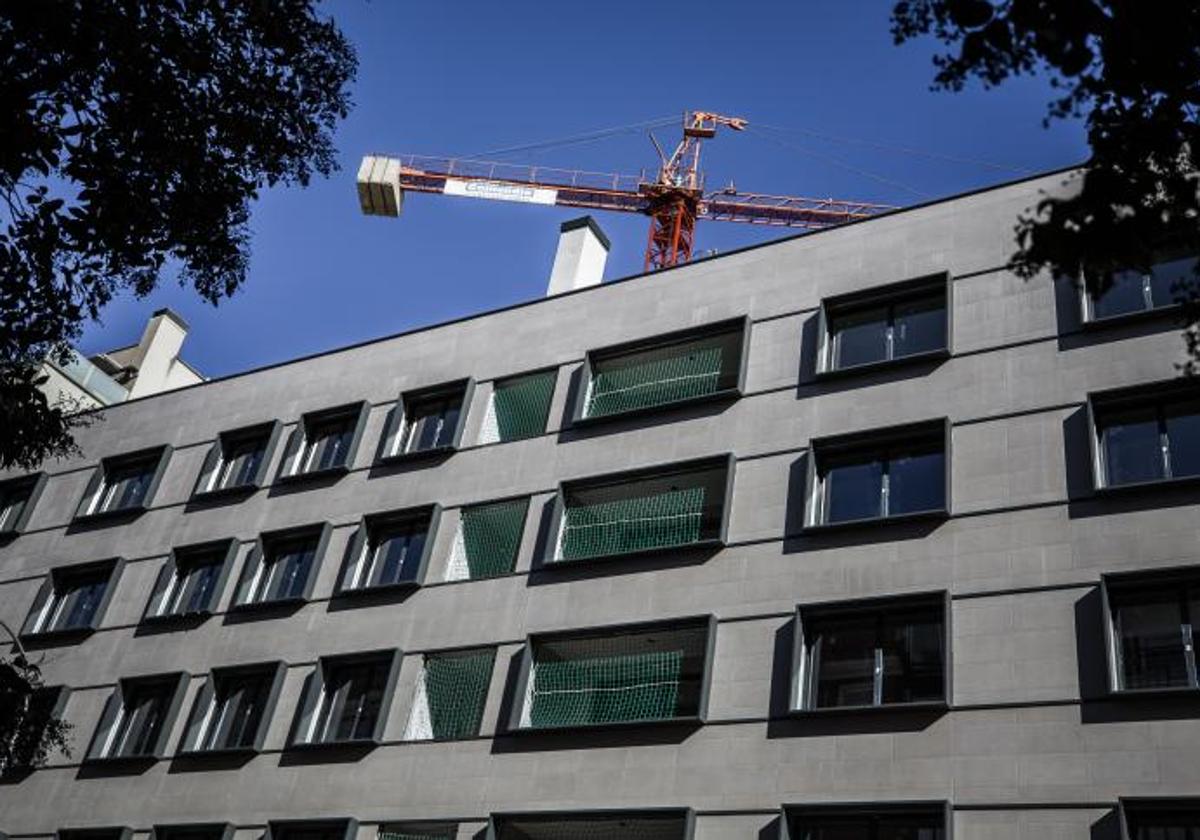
[
  {"left": 779, "top": 801, "right": 953, "bottom": 840},
  {"left": 1119, "top": 797, "right": 1200, "bottom": 840},
  {"left": 815, "top": 273, "right": 952, "bottom": 379},
  {"left": 486, "top": 809, "right": 696, "bottom": 840},
  {"left": 265, "top": 820, "right": 358, "bottom": 840},
  {"left": 1088, "top": 380, "right": 1200, "bottom": 494},
  {"left": 1080, "top": 253, "right": 1196, "bottom": 327},
  {"left": 176, "top": 660, "right": 287, "bottom": 756},
  {"left": 334, "top": 504, "right": 442, "bottom": 596},
  {"left": 1101, "top": 566, "right": 1200, "bottom": 697},
  {"left": 20, "top": 557, "right": 125, "bottom": 642},
  {"left": 84, "top": 671, "right": 189, "bottom": 763},
  {"left": 192, "top": 420, "right": 283, "bottom": 499},
  {"left": 151, "top": 825, "right": 235, "bottom": 840},
  {"left": 288, "top": 649, "right": 403, "bottom": 749},
  {"left": 377, "top": 378, "right": 475, "bottom": 463},
  {"left": 231, "top": 522, "right": 332, "bottom": 611},
  {"left": 506, "top": 614, "right": 717, "bottom": 734},
  {"left": 0, "top": 471, "right": 48, "bottom": 537},
  {"left": 791, "top": 591, "right": 952, "bottom": 715},
  {"left": 542, "top": 453, "right": 736, "bottom": 568},
  {"left": 142, "top": 539, "right": 239, "bottom": 625},
  {"left": 804, "top": 418, "right": 951, "bottom": 531},
  {"left": 74, "top": 445, "right": 173, "bottom": 522},
  {"left": 569, "top": 316, "right": 750, "bottom": 428},
  {"left": 277, "top": 402, "right": 370, "bottom": 483}
]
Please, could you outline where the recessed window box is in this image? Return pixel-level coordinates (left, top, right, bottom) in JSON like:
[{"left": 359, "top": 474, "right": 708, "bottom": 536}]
[
  {"left": 231, "top": 523, "right": 331, "bottom": 611},
  {"left": 266, "top": 820, "right": 358, "bottom": 840},
  {"left": 1102, "top": 566, "right": 1200, "bottom": 696},
  {"left": 1082, "top": 254, "right": 1198, "bottom": 326},
  {"left": 277, "top": 402, "right": 369, "bottom": 483},
  {"left": 84, "top": 672, "right": 189, "bottom": 763},
  {"left": 403, "top": 647, "right": 495, "bottom": 741},
  {"left": 543, "top": 454, "right": 734, "bottom": 568},
  {"left": 177, "top": 661, "right": 287, "bottom": 755},
  {"left": 378, "top": 379, "right": 474, "bottom": 462},
  {"left": 1120, "top": 797, "right": 1200, "bottom": 839},
  {"left": 20, "top": 557, "right": 125, "bottom": 642},
  {"left": 193, "top": 421, "right": 282, "bottom": 498},
  {"left": 791, "top": 592, "right": 951, "bottom": 714},
  {"left": 780, "top": 802, "right": 951, "bottom": 840},
  {"left": 58, "top": 829, "right": 133, "bottom": 840},
  {"left": 377, "top": 824, "right": 457, "bottom": 840},
  {"left": 804, "top": 419, "right": 950, "bottom": 531},
  {"left": 75, "top": 445, "right": 172, "bottom": 522},
  {"left": 571, "top": 317, "right": 748, "bottom": 426},
  {"left": 816, "top": 273, "right": 951, "bottom": 379},
  {"left": 1088, "top": 381, "right": 1200, "bottom": 493},
  {"left": 487, "top": 809, "right": 695, "bottom": 840},
  {"left": 0, "top": 471, "right": 48, "bottom": 537},
  {"left": 289, "top": 649, "right": 402, "bottom": 748},
  {"left": 507, "top": 616, "right": 715, "bottom": 733},
  {"left": 142, "top": 539, "right": 238, "bottom": 624},
  {"left": 445, "top": 497, "right": 529, "bottom": 581},
  {"left": 151, "top": 824, "right": 234, "bottom": 840},
  {"left": 478, "top": 369, "right": 557, "bottom": 444},
  {"left": 334, "top": 505, "right": 441, "bottom": 595}
]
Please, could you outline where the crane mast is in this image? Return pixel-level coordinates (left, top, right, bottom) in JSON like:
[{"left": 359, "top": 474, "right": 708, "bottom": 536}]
[{"left": 358, "top": 110, "right": 895, "bottom": 272}]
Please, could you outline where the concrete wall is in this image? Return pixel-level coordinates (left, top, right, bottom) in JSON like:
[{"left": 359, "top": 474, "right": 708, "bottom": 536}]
[{"left": 1, "top": 170, "right": 1192, "bottom": 840}]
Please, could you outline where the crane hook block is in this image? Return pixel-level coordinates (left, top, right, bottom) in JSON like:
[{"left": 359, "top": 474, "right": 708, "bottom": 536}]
[{"left": 357, "top": 155, "right": 404, "bottom": 217}]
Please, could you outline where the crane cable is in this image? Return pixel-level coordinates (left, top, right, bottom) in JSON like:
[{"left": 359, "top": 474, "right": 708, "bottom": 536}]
[{"left": 463, "top": 115, "right": 678, "bottom": 160}]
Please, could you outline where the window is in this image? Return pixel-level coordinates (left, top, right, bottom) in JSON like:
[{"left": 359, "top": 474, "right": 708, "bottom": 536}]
[
  {"left": 547, "top": 455, "right": 734, "bottom": 566},
  {"left": 793, "top": 594, "right": 949, "bottom": 712},
  {"left": 232, "top": 524, "right": 331, "bottom": 609},
  {"left": 378, "top": 825, "right": 457, "bottom": 840},
  {"left": 1121, "top": 799, "right": 1200, "bottom": 840},
  {"left": 21, "top": 558, "right": 124, "bottom": 639},
  {"left": 782, "top": 803, "right": 948, "bottom": 840},
  {"left": 818, "top": 274, "right": 950, "bottom": 375},
  {"left": 152, "top": 825, "right": 234, "bottom": 840},
  {"left": 509, "top": 617, "right": 714, "bottom": 732},
  {"left": 1, "top": 685, "right": 69, "bottom": 776},
  {"left": 58, "top": 830, "right": 133, "bottom": 840},
  {"left": 0, "top": 472, "right": 47, "bottom": 536},
  {"left": 380, "top": 380, "right": 473, "bottom": 461},
  {"left": 1103, "top": 569, "right": 1200, "bottom": 693},
  {"left": 193, "top": 421, "right": 281, "bottom": 497},
  {"left": 1084, "top": 255, "right": 1198, "bottom": 322},
  {"left": 337, "top": 506, "right": 440, "bottom": 594},
  {"left": 806, "top": 420, "right": 949, "bottom": 528},
  {"left": 278, "top": 402, "right": 368, "bottom": 482},
  {"left": 574, "top": 318, "right": 747, "bottom": 423},
  {"left": 143, "top": 540, "right": 237, "bottom": 623},
  {"left": 446, "top": 497, "right": 528, "bottom": 581},
  {"left": 291, "top": 650, "right": 401, "bottom": 747},
  {"left": 75, "top": 446, "right": 172, "bottom": 520},
  {"left": 404, "top": 648, "right": 495, "bottom": 741},
  {"left": 178, "top": 661, "right": 286, "bottom": 754},
  {"left": 85, "top": 672, "right": 188, "bottom": 762},
  {"left": 266, "top": 820, "right": 358, "bottom": 840},
  {"left": 478, "top": 369, "right": 556, "bottom": 444},
  {"left": 1090, "top": 384, "right": 1200, "bottom": 490},
  {"left": 488, "top": 810, "right": 694, "bottom": 840}
]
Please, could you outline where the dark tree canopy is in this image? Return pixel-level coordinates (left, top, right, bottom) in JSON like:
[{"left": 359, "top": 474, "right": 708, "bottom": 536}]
[
  {"left": 892, "top": 0, "right": 1200, "bottom": 360},
  {"left": 0, "top": 0, "right": 356, "bottom": 469}
]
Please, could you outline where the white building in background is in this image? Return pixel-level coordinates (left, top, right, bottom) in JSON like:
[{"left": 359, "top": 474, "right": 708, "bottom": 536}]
[{"left": 40, "top": 308, "right": 204, "bottom": 409}]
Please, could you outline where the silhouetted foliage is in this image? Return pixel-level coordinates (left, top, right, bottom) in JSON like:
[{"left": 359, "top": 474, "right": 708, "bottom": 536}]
[
  {"left": 0, "top": 1, "right": 357, "bottom": 469},
  {"left": 893, "top": 1, "right": 1200, "bottom": 364},
  {"left": 0, "top": 651, "right": 72, "bottom": 776}
]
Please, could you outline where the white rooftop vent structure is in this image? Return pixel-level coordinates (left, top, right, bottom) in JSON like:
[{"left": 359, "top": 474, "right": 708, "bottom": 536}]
[
  {"left": 546, "top": 216, "right": 610, "bottom": 297},
  {"left": 357, "top": 155, "right": 403, "bottom": 217}
]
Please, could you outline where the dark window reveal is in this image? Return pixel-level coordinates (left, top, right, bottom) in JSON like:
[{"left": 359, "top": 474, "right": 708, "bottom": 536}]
[
  {"left": 1088, "top": 256, "right": 1199, "bottom": 321},
  {"left": 193, "top": 669, "right": 278, "bottom": 752},
  {"left": 1107, "top": 574, "right": 1199, "bottom": 692},
  {"left": 819, "top": 277, "right": 949, "bottom": 375},
  {"left": 1095, "top": 395, "right": 1200, "bottom": 488},
  {"left": 292, "top": 652, "right": 400, "bottom": 747},
  {"left": 785, "top": 806, "right": 947, "bottom": 840}
]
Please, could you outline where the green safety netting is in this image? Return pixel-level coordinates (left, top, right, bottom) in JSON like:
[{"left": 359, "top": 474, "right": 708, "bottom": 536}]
[
  {"left": 559, "top": 486, "right": 705, "bottom": 561},
  {"left": 378, "top": 831, "right": 454, "bottom": 840},
  {"left": 457, "top": 498, "right": 528, "bottom": 579},
  {"left": 423, "top": 649, "right": 494, "bottom": 739},
  {"left": 528, "top": 650, "right": 683, "bottom": 727},
  {"left": 492, "top": 370, "right": 556, "bottom": 442},
  {"left": 585, "top": 344, "right": 723, "bottom": 419}
]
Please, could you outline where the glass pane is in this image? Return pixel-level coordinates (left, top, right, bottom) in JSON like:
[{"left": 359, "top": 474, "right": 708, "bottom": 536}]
[
  {"left": 887, "top": 445, "right": 946, "bottom": 515},
  {"left": 822, "top": 456, "right": 883, "bottom": 523},
  {"left": 893, "top": 293, "right": 946, "bottom": 358},
  {"left": 797, "top": 818, "right": 873, "bottom": 840},
  {"left": 220, "top": 674, "right": 270, "bottom": 749},
  {"left": 103, "top": 461, "right": 153, "bottom": 511},
  {"left": 314, "top": 424, "right": 353, "bottom": 471},
  {"left": 329, "top": 662, "right": 387, "bottom": 741},
  {"left": 1128, "top": 809, "right": 1200, "bottom": 839},
  {"left": 1102, "top": 407, "right": 1165, "bottom": 486},
  {"left": 0, "top": 486, "right": 28, "bottom": 531},
  {"left": 182, "top": 560, "right": 222, "bottom": 613},
  {"left": 880, "top": 611, "right": 945, "bottom": 703},
  {"left": 878, "top": 817, "right": 946, "bottom": 840},
  {"left": 812, "top": 618, "right": 877, "bottom": 708},
  {"left": 830, "top": 306, "right": 889, "bottom": 369},
  {"left": 220, "top": 436, "right": 265, "bottom": 488},
  {"left": 1091, "top": 268, "right": 1148, "bottom": 319},
  {"left": 55, "top": 574, "right": 108, "bottom": 630},
  {"left": 372, "top": 524, "right": 426, "bottom": 586},
  {"left": 404, "top": 395, "right": 462, "bottom": 453},
  {"left": 1148, "top": 256, "right": 1197, "bottom": 308},
  {"left": 1166, "top": 400, "right": 1200, "bottom": 479},
  {"left": 113, "top": 684, "right": 168, "bottom": 757},
  {"left": 267, "top": 539, "right": 316, "bottom": 601},
  {"left": 1115, "top": 590, "right": 1190, "bottom": 689}
]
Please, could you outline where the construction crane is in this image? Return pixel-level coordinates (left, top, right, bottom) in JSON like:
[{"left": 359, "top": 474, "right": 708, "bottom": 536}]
[{"left": 357, "top": 110, "right": 896, "bottom": 272}]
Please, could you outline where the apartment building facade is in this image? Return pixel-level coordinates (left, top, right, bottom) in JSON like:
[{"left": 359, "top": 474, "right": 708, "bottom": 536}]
[{"left": 1, "top": 169, "right": 1198, "bottom": 840}]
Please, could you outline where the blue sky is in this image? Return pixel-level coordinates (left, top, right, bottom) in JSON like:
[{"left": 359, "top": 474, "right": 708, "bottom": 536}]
[{"left": 79, "top": 0, "right": 1089, "bottom": 377}]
